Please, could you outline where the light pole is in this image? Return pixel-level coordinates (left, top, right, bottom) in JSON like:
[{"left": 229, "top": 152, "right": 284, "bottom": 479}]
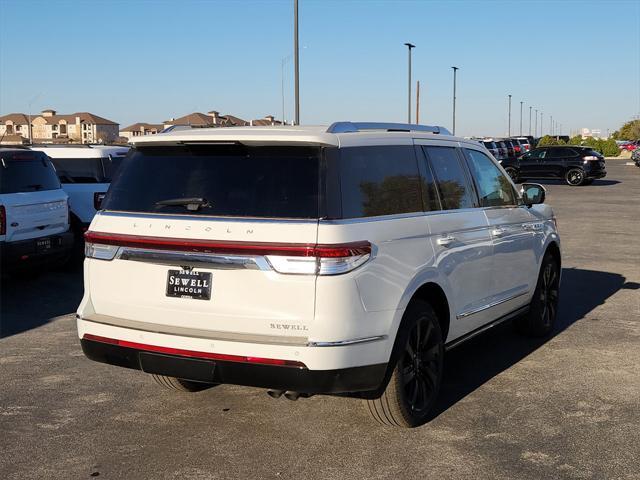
[
  {"left": 519, "top": 101, "right": 523, "bottom": 136},
  {"left": 550, "top": 115, "right": 553, "bottom": 136},
  {"left": 451, "top": 66, "right": 459, "bottom": 135},
  {"left": 507, "top": 94, "right": 512, "bottom": 137},
  {"left": 404, "top": 43, "right": 415, "bottom": 123},
  {"left": 535, "top": 109, "right": 538, "bottom": 137},
  {"left": 281, "top": 54, "right": 292, "bottom": 125},
  {"left": 293, "top": 0, "right": 300, "bottom": 125},
  {"left": 529, "top": 106, "right": 532, "bottom": 136},
  {"left": 541, "top": 112, "right": 544, "bottom": 136}
]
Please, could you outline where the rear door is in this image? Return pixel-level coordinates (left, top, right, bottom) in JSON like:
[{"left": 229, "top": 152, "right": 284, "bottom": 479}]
[
  {"left": 0, "top": 151, "right": 68, "bottom": 242},
  {"left": 417, "top": 143, "right": 495, "bottom": 339},
  {"left": 85, "top": 144, "right": 322, "bottom": 343}
]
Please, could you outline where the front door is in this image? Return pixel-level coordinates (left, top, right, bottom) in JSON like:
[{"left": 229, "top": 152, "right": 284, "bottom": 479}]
[
  {"left": 519, "top": 148, "right": 548, "bottom": 178},
  {"left": 461, "top": 147, "right": 537, "bottom": 317}
]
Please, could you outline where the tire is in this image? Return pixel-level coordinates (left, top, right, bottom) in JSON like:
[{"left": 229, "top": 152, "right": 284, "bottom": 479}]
[
  {"left": 363, "top": 300, "right": 444, "bottom": 428},
  {"left": 517, "top": 252, "right": 560, "bottom": 337},
  {"left": 565, "top": 168, "right": 585, "bottom": 186},
  {"left": 151, "top": 374, "right": 217, "bottom": 392},
  {"left": 504, "top": 167, "right": 519, "bottom": 183}
]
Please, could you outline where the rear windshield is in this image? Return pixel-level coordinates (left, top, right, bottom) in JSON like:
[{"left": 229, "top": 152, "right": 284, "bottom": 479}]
[
  {"left": 103, "top": 145, "right": 321, "bottom": 219},
  {"left": 49, "top": 157, "right": 118, "bottom": 183},
  {"left": 0, "top": 152, "right": 61, "bottom": 194}
]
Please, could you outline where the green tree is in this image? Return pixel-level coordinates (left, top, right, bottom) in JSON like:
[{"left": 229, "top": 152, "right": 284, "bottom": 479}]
[
  {"left": 612, "top": 120, "right": 640, "bottom": 141},
  {"left": 537, "top": 135, "right": 566, "bottom": 146}
]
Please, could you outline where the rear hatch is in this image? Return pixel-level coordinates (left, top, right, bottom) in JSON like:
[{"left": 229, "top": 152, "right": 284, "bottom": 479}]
[
  {"left": 85, "top": 144, "right": 324, "bottom": 343},
  {"left": 0, "top": 150, "right": 68, "bottom": 242}
]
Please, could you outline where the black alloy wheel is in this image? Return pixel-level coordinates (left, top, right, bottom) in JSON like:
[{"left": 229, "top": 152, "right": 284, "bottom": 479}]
[
  {"left": 364, "top": 300, "right": 443, "bottom": 427},
  {"left": 517, "top": 253, "right": 560, "bottom": 337},
  {"left": 565, "top": 168, "right": 585, "bottom": 186}
]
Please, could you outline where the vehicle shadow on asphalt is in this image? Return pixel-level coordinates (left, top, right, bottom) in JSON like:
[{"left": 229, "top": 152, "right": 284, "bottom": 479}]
[
  {"left": 433, "top": 267, "right": 639, "bottom": 418},
  {"left": 0, "top": 264, "right": 84, "bottom": 338}
]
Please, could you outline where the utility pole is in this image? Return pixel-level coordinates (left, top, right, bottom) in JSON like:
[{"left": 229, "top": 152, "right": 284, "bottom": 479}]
[
  {"left": 535, "top": 109, "right": 538, "bottom": 137},
  {"left": 507, "top": 94, "right": 512, "bottom": 137},
  {"left": 519, "top": 101, "right": 523, "bottom": 136},
  {"left": 416, "top": 81, "right": 420, "bottom": 124},
  {"left": 404, "top": 43, "right": 415, "bottom": 123},
  {"left": 529, "top": 106, "right": 532, "bottom": 136},
  {"left": 541, "top": 112, "right": 544, "bottom": 136},
  {"left": 293, "top": 0, "right": 300, "bottom": 125},
  {"left": 550, "top": 115, "right": 553, "bottom": 136},
  {"left": 452, "top": 66, "right": 459, "bottom": 135}
]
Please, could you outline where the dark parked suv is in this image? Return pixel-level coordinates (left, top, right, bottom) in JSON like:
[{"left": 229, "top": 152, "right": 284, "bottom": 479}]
[{"left": 519, "top": 146, "right": 606, "bottom": 186}]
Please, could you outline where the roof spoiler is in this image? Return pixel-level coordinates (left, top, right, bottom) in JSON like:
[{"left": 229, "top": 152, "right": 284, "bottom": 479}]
[{"left": 326, "top": 122, "right": 452, "bottom": 135}]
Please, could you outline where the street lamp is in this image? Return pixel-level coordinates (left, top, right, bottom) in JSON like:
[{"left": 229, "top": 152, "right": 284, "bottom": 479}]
[
  {"left": 541, "top": 112, "right": 544, "bottom": 136},
  {"left": 535, "top": 109, "right": 538, "bottom": 137},
  {"left": 281, "top": 54, "right": 292, "bottom": 125},
  {"left": 404, "top": 43, "right": 416, "bottom": 123},
  {"left": 550, "top": 115, "right": 553, "bottom": 136},
  {"left": 293, "top": 0, "right": 300, "bottom": 125},
  {"left": 451, "top": 66, "right": 459, "bottom": 135},
  {"left": 520, "top": 101, "right": 523, "bottom": 136},
  {"left": 529, "top": 106, "right": 532, "bottom": 136},
  {"left": 507, "top": 94, "right": 512, "bottom": 137}
]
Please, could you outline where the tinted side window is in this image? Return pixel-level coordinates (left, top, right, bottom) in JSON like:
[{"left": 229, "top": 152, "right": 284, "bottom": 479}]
[
  {"left": 464, "top": 149, "right": 516, "bottom": 207},
  {"left": 547, "top": 148, "right": 572, "bottom": 158},
  {"left": 339, "top": 146, "right": 422, "bottom": 218},
  {"left": 49, "top": 157, "right": 108, "bottom": 183},
  {"left": 423, "top": 146, "right": 475, "bottom": 210},
  {"left": 529, "top": 149, "right": 547, "bottom": 159}
]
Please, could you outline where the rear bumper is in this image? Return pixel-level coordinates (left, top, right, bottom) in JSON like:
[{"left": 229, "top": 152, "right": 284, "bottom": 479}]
[
  {"left": 586, "top": 169, "right": 606, "bottom": 179},
  {"left": 0, "top": 231, "right": 73, "bottom": 270},
  {"left": 81, "top": 336, "right": 387, "bottom": 394}
]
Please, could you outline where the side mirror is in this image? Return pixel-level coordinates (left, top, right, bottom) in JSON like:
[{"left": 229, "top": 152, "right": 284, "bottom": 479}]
[{"left": 521, "top": 183, "right": 546, "bottom": 207}]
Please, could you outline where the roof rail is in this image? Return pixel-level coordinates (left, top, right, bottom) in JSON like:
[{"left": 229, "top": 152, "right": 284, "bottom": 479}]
[{"left": 326, "top": 122, "right": 452, "bottom": 135}]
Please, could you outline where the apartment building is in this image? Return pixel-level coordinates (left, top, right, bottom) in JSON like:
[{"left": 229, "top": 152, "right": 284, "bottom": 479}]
[
  {"left": 0, "top": 109, "right": 119, "bottom": 144},
  {"left": 119, "top": 122, "right": 164, "bottom": 141}
]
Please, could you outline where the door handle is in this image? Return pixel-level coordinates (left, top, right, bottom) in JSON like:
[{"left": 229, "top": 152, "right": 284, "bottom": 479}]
[
  {"left": 491, "top": 228, "right": 507, "bottom": 237},
  {"left": 437, "top": 235, "right": 456, "bottom": 247}
]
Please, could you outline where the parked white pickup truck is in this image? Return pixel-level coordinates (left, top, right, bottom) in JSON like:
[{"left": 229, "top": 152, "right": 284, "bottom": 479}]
[{"left": 0, "top": 148, "right": 73, "bottom": 271}]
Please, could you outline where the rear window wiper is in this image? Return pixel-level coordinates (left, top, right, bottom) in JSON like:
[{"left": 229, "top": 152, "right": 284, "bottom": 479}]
[{"left": 155, "top": 197, "right": 210, "bottom": 212}]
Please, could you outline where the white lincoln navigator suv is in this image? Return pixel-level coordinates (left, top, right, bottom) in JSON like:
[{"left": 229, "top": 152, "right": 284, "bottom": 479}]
[{"left": 77, "top": 122, "right": 561, "bottom": 427}]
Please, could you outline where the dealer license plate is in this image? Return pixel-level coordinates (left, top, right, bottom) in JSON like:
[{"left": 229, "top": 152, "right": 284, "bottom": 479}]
[{"left": 166, "top": 269, "right": 212, "bottom": 300}]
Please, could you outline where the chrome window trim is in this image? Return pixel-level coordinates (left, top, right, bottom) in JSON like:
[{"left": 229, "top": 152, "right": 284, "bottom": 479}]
[{"left": 456, "top": 290, "right": 529, "bottom": 319}]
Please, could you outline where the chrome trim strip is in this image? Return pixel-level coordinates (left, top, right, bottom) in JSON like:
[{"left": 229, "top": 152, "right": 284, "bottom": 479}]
[
  {"left": 456, "top": 291, "right": 529, "bottom": 319},
  {"left": 78, "top": 314, "right": 308, "bottom": 346},
  {"left": 307, "top": 335, "right": 387, "bottom": 347},
  {"left": 116, "top": 247, "right": 272, "bottom": 271},
  {"left": 446, "top": 305, "right": 529, "bottom": 351}
]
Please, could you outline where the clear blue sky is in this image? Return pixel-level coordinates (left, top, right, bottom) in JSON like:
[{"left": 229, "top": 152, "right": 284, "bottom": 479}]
[{"left": 1, "top": 0, "right": 639, "bottom": 137}]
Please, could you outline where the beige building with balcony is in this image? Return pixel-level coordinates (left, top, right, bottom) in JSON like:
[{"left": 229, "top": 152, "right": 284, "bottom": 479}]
[
  {"left": 0, "top": 109, "right": 119, "bottom": 144},
  {"left": 119, "top": 122, "right": 164, "bottom": 141}
]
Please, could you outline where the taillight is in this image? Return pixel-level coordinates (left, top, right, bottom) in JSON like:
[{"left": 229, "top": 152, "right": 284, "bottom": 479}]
[
  {"left": 0, "top": 206, "right": 5, "bottom": 235},
  {"left": 514, "top": 145, "right": 521, "bottom": 153},
  {"left": 83, "top": 231, "right": 372, "bottom": 275},
  {"left": 94, "top": 192, "right": 106, "bottom": 210}
]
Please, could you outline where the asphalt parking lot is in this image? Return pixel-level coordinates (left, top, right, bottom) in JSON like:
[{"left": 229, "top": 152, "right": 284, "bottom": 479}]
[{"left": 1, "top": 160, "right": 639, "bottom": 480}]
